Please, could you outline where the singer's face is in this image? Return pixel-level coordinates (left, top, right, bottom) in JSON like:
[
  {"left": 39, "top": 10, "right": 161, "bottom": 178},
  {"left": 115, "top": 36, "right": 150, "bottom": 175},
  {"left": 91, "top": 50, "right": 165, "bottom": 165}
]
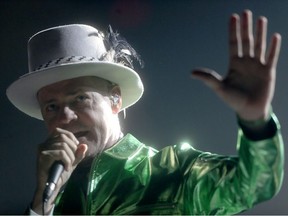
[{"left": 37, "top": 76, "right": 120, "bottom": 160}]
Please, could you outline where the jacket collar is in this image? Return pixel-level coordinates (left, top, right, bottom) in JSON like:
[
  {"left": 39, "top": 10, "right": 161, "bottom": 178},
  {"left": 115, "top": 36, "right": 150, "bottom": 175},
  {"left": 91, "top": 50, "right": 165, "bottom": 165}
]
[{"left": 104, "top": 133, "right": 144, "bottom": 159}]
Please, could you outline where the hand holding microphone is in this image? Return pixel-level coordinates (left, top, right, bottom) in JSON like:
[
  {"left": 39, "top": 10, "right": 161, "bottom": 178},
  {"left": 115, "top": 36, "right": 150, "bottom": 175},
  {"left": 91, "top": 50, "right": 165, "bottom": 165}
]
[
  {"left": 43, "top": 145, "right": 88, "bottom": 203},
  {"left": 32, "top": 128, "right": 88, "bottom": 214}
]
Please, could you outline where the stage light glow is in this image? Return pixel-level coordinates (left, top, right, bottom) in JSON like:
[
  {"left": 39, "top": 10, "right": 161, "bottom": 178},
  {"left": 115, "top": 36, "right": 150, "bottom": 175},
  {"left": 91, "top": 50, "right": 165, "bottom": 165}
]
[{"left": 180, "top": 141, "right": 192, "bottom": 151}]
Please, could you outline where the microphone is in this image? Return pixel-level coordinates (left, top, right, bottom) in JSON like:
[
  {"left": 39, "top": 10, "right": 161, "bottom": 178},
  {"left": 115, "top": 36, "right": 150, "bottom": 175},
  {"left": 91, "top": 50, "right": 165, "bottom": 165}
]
[{"left": 42, "top": 161, "right": 64, "bottom": 203}]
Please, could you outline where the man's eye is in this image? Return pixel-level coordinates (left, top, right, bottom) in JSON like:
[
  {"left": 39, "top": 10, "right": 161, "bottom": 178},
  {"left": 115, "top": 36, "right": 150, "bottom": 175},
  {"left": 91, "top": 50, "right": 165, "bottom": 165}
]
[
  {"left": 76, "top": 95, "right": 88, "bottom": 102},
  {"left": 46, "top": 104, "right": 57, "bottom": 112}
]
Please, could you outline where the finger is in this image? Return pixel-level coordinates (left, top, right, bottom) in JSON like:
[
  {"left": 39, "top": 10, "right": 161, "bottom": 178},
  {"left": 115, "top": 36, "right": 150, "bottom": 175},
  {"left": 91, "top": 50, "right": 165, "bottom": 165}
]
[
  {"left": 40, "top": 140, "right": 76, "bottom": 170},
  {"left": 47, "top": 128, "right": 78, "bottom": 152},
  {"left": 55, "top": 128, "right": 79, "bottom": 145},
  {"left": 191, "top": 68, "right": 222, "bottom": 90},
  {"left": 73, "top": 144, "right": 88, "bottom": 166},
  {"left": 229, "top": 13, "right": 241, "bottom": 58},
  {"left": 51, "top": 142, "right": 76, "bottom": 169},
  {"left": 41, "top": 148, "right": 74, "bottom": 171},
  {"left": 57, "top": 133, "right": 78, "bottom": 153},
  {"left": 255, "top": 16, "right": 267, "bottom": 63},
  {"left": 40, "top": 129, "right": 80, "bottom": 170},
  {"left": 42, "top": 134, "right": 78, "bottom": 154},
  {"left": 266, "top": 33, "right": 281, "bottom": 69},
  {"left": 241, "top": 10, "right": 254, "bottom": 57}
]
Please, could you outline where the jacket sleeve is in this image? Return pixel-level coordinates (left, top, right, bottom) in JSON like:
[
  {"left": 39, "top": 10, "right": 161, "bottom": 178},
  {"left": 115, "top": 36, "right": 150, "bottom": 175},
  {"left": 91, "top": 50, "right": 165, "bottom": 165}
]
[{"left": 184, "top": 113, "right": 284, "bottom": 215}]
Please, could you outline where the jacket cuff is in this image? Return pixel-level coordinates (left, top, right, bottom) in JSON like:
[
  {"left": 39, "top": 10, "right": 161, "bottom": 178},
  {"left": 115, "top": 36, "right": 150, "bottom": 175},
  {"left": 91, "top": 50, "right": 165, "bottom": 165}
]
[{"left": 237, "top": 111, "right": 279, "bottom": 141}]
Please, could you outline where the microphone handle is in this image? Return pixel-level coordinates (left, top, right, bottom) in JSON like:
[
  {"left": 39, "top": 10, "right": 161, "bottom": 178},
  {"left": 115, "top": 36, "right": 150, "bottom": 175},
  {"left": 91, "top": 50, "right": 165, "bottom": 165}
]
[{"left": 43, "top": 161, "right": 64, "bottom": 203}]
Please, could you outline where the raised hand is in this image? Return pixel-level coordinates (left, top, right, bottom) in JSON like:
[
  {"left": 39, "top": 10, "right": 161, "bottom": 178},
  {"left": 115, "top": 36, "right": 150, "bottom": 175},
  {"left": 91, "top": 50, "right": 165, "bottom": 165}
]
[{"left": 192, "top": 10, "right": 281, "bottom": 121}]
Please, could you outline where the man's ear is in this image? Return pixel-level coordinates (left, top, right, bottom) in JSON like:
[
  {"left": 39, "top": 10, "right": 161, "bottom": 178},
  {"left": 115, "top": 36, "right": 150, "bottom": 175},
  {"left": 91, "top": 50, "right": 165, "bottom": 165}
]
[{"left": 110, "top": 86, "right": 122, "bottom": 114}]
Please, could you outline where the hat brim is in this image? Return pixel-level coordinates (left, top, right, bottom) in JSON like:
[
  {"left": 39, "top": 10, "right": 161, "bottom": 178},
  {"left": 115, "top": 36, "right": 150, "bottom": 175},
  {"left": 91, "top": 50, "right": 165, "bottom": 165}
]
[{"left": 6, "top": 62, "right": 144, "bottom": 120}]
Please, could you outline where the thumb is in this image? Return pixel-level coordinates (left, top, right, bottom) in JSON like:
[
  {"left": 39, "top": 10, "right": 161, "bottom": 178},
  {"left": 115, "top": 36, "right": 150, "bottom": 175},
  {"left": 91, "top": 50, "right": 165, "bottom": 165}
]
[
  {"left": 74, "top": 144, "right": 88, "bottom": 166},
  {"left": 191, "top": 68, "right": 223, "bottom": 90}
]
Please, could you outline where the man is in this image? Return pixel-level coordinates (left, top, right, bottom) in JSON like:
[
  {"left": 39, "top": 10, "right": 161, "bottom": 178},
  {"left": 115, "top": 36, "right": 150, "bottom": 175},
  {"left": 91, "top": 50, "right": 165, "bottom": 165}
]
[{"left": 6, "top": 10, "right": 284, "bottom": 215}]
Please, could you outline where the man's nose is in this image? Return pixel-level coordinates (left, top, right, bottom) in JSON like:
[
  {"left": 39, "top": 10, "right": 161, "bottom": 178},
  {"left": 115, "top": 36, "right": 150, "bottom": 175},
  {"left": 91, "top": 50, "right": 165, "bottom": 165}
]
[{"left": 57, "top": 106, "right": 78, "bottom": 125}]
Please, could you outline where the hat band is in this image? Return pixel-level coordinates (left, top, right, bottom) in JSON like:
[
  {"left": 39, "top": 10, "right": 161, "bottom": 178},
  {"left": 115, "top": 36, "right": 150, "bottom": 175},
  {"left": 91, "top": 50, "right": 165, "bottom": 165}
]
[{"left": 34, "top": 55, "right": 99, "bottom": 71}]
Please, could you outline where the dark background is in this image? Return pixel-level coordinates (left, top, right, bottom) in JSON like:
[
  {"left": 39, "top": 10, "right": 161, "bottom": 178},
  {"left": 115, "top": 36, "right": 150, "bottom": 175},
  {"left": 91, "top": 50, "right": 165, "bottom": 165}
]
[{"left": 1, "top": 0, "right": 287, "bottom": 214}]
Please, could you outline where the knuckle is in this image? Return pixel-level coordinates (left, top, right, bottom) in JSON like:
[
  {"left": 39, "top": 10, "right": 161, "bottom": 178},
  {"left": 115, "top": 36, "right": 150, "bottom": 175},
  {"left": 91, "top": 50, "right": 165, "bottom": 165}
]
[
  {"left": 66, "top": 130, "right": 74, "bottom": 137},
  {"left": 58, "top": 141, "right": 68, "bottom": 149},
  {"left": 59, "top": 133, "right": 67, "bottom": 140},
  {"left": 59, "top": 150, "right": 66, "bottom": 158}
]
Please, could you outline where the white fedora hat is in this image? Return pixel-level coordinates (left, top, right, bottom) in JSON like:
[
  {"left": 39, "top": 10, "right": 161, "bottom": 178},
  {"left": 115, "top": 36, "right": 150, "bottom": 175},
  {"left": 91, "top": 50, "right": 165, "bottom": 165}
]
[{"left": 6, "top": 24, "right": 144, "bottom": 120}]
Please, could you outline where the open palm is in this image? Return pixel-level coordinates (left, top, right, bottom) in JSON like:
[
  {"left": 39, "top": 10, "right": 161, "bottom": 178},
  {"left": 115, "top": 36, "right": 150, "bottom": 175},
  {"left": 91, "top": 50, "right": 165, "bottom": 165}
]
[{"left": 192, "top": 10, "right": 281, "bottom": 121}]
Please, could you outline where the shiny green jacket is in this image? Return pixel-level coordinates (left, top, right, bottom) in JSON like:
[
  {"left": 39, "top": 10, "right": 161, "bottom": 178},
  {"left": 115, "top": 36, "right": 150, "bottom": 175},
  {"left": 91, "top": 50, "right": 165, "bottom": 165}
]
[{"left": 55, "top": 115, "right": 284, "bottom": 215}]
